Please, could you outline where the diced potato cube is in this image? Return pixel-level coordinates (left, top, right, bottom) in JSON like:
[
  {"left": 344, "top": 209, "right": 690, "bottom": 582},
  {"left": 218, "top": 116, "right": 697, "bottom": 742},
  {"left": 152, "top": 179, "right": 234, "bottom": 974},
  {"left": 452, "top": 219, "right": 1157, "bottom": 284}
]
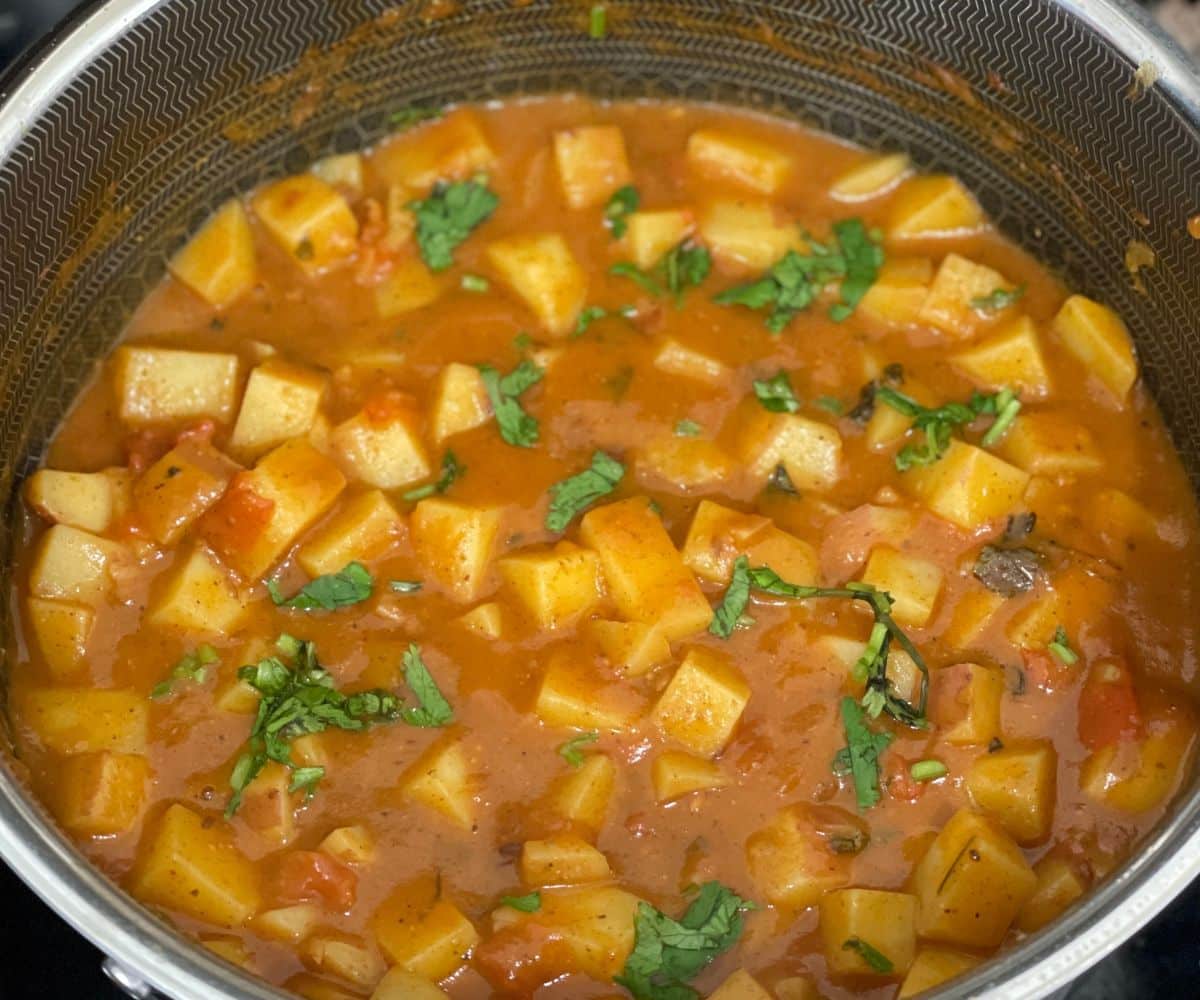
[
  {"left": 687, "top": 129, "right": 791, "bottom": 194},
  {"left": 1085, "top": 487, "right": 1164, "bottom": 562},
  {"left": 902, "top": 440, "right": 1029, "bottom": 530},
  {"left": 634, "top": 436, "right": 734, "bottom": 494},
  {"left": 332, "top": 397, "right": 431, "bottom": 490},
  {"left": 130, "top": 803, "right": 261, "bottom": 926},
  {"left": 168, "top": 200, "right": 257, "bottom": 308},
  {"left": 996, "top": 412, "right": 1102, "bottom": 477},
  {"left": 746, "top": 805, "right": 850, "bottom": 909},
  {"left": 887, "top": 175, "right": 985, "bottom": 239},
  {"left": 320, "top": 825, "right": 376, "bottom": 867},
  {"left": 898, "top": 948, "right": 980, "bottom": 998},
  {"left": 624, "top": 209, "right": 694, "bottom": 270},
  {"left": 966, "top": 740, "right": 1056, "bottom": 843},
  {"left": 230, "top": 360, "right": 328, "bottom": 459},
  {"left": 860, "top": 546, "right": 943, "bottom": 627},
  {"left": 253, "top": 902, "right": 322, "bottom": 943},
  {"left": 1051, "top": 294, "right": 1137, "bottom": 403},
  {"left": 951, "top": 316, "right": 1052, "bottom": 398},
  {"left": 147, "top": 545, "right": 248, "bottom": 635},
  {"left": 930, "top": 662, "right": 1005, "bottom": 746},
  {"left": 1017, "top": 856, "right": 1087, "bottom": 932},
  {"left": 383, "top": 184, "right": 416, "bottom": 252},
  {"left": 773, "top": 977, "right": 821, "bottom": 1000},
  {"left": 738, "top": 409, "right": 843, "bottom": 492},
  {"left": 865, "top": 377, "right": 936, "bottom": 451},
  {"left": 917, "top": 253, "right": 1012, "bottom": 339},
  {"left": 553, "top": 125, "right": 632, "bottom": 210},
  {"left": 370, "top": 967, "right": 450, "bottom": 1000},
  {"left": 535, "top": 652, "right": 642, "bottom": 732},
  {"left": 708, "top": 969, "right": 773, "bottom": 1000},
  {"left": 652, "top": 751, "right": 729, "bottom": 802},
  {"left": 410, "top": 498, "right": 501, "bottom": 603},
  {"left": 830, "top": 153, "right": 911, "bottom": 201},
  {"left": 744, "top": 525, "right": 818, "bottom": 587},
  {"left": 1080, "top": 702, "right": 1196, "bottom": 813},
  {"left": 455, "top": 602, "right": 505, "bottom": 639},
  {"left": 238, "top": 761, "right": 300, "bottom": 846},
  {"left": 430, "top": 362, "right": 490, "bottom": 444},
  {"left": 698, "top": 200, "right": 802, "bottom": 272},
  {"left": 653, "top": 339, "right": 729, "bottom": 384},
  {"left": 202, "top": 439, "right": 346, "bottom": 580},
  {"left": 520, "top": 835, "right": 611, "bottom": 886},
  {"left": 297, "top": 490, "right": 403, "bottom": 577},
  {"left": 251, "top": 174, "right": 358, "bottom": 275},
  {"left": 486, "top": 233, "right": 586, "bottom": 338},
  {"left": 302, "top": 934, "right": 386, "bottom": 988},
  {"left": 311, "top": 153, "right": 363, "bottom": 195},
  {"left": 820, "top": 888, "right": 917, "bottom": 977},
  {"left": 376, "top": 108, "right": 496, "bottom": 191},
  {"left": 587, "top": 620, "right": 669, "bottom": 677},
  {"left": 25, "top": 469, "right": 116, "bottom": 533},
  {"left": 29, "top": 524, "right": 120, "bottom": 604},
  {"left": 374, "top": 255, "right": 442, "bottom": 318},
  {"left": 651, "top": 648, "right": 750, "bottom": 757},
  {"left": 373, "top": 881, "right": 479, "bottom": 981},
  {"left": 579, "top": 498, "right": 712, "bottom": 642},
  {"left": 912, "top": 808, "right": 1036, "bottom": 947},
  {"left": 26, "top": 598, "right": 93, "bottom": 679},
  {"left": 942, "top": 585, "right": 1005, "bottom": 652},
  {"left": 286, "top": 974, "right": 360, "bottom": 1000},
  {"left": 133, "top": 439, "right": 241, "bottom": 545},
  {"left": 499, "top": 542, "right": 601, "bottom": 630},
  {"left": 401, "top": 738, "right": 474, "bottom": 830},
  {"left": 680, "top": 501, "right": 770, "bottom": 583},
  {"left": 114, "top": 346, "right": 240, "bottom": 427},
  {"left": 203, "top": 936, "right": 253, "bottom": 968},
  {"left": 1005, "top": 565, "right": 1114, "bottom": 650},
  {"left": 55, "top": 751, "right": 150, "bottom": 836},
  {"left": 856, "top": 257, "right": 933, "bottom": 329},
  {"left": 551, "top": 753, "right": 616, "bottom": 834},
  {"left": 19, "top": 687, "right": 147, "bottom": 755}
]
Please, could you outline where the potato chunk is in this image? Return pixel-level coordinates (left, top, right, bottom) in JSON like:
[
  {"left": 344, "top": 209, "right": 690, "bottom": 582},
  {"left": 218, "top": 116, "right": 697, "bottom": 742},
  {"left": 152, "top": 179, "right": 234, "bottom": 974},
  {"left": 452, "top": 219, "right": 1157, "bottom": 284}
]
[
  {"left": 486, "top": 233, "right": 586, "bottom": 338},
  {"left": 912, "top": 808, "right": 1036, "bottom": 947},
  {"left": 301, "top": 934, "right": 385, "bottom": 988},
  {"left": 498, "top": 542, "right": 602, "bottom": 630},
  {"left": 902, "top": 440, "right": 1028, "bottom": 530},
  {"left": 887, "top": 175, "right": 984, "bottom": 238},
  {"left": 376, "top": 108, "right": 496, "bottom": 191},
  {"left": 1080, "top": 702, "right": 1196, "bottom": 813},
  {"left": 147, "top": 545, "right": 248, "bottom": 635},
  {"left": 830, "top": 152, "right": 911, "bottom": 200},
  {"left": 709, "top": 970, "right": 773, "bottom": 1000},
  {"left": 653, "top": 339, "right": 729, "bottom": 385},
  {"left": 230, "top": 360, "right": 328, "bottom": 459},
  {"left": 680, "top": 500, "right": 770, "bottom": 583},
  {"left": 634, "top": 436, "right": 734, "bottom": 494},
  {"left": 856, "top": 257, "right": 933, "bottom": 329},
  {"left": 455, "top": 602, "right": 505, "bottom": 639},
  {"left": 114, "top": 346, "right": 240, "bottom": 427},
  {"left": 819, "top": 888, "right": 917, "bottom": 977},
  {"left": 1051, "top": 294, "right": 1137, "bottom": 403},
  {"left": 332, "top": 396, "right": 431, "bottom": 490},
  {"left": 687, "top": 129, "right": 791, "bottom": 194},
  {"left": 699, "top": 200, "right": 802, "bottom": 272},
  {"left": 520, "top": 835, "right": 612, "bottom": 886},
  {"left": 25, "top": 469, "right": 117, "bottom": 533},
  {"left": 586, "top": 619, "right": 670, "bottom": 677},
  {"left": 55, "top": 751, "right": 150, "bottom": 836},
  {"left": 29, "top": 524, "right": 121, "bottom": 604},
  {"left": 251, "top": 174, "right": 358, "bottom": 274},
  {"left": 996, "top": 412, "right": 1102, "bottom": 477},
  {"left": 253, "top": 903, "right": 322, "bottom": 943},
  {"left": 898, "top": 948, "right": 980, "bottom": 998},
  {"left": 966, "top": 740, "right": 1056, "bottom": 843},
  {"left": 738, "top": 409, "right": 842, "bottom": 492},
  {"left": 130, "top": 803, "right": 261, "bottom": 926},
  {"left": 652, "top": 751, "right": 730, "bottom": 802},
  {"left": 320, "top": 825, "right": 377, "bottom": 867},
  {"left": 553, "top": 125, "right": 632, "bottom": 209},
  {"left": 370, "top": 968, "right": 449, "bottom": 1000},
  {"left": 297, "top": 490, "right": 403, "bottom": 577},
  {"left": 535, "top": 652, "right": 642, "bottom": 732},
  {"left": 373, "top": 882, "right": 479, "bottom": 981},
  {"left": 951, "top": 316, "right": 1052, "bottom": 398},
  {"left": 311, "top": 153, "right": 363, "bottom": 195},
  {"left": 374, "top": 255, "right": 443, "bottom": 318},
  {"left": 430, "top": 362, "right": 491, "bottom": 444},
  {"left": 168, "top": 199, "right": 257, "bottom": 308},
  {"left": 1017, "top": 855, "right": 1087, "bottom": 932},
  {"left": 410, "top": 498, "right": 501, "bottom": 603},
  {"left": 550, "top": 753, "right": 616, "bottom": 834},
  {"left": 651, "top": 648, "right": 750, "bottom": 757},
  {"left": 746, "top": 805, "right": 850, "bottom": 908},
  {"left": 401, "top": 738, "right": 474, "bottom": 830},
  {"left": 579, "top": 498, "right": 711, "bottom": 642},
  {"left": 859, "top": 546, "right": 943, "bottom": 627},
  {"left": 19, "top": 687, "right": 147, "bottom": 754},
  {"left": 917, "top": 253, "right": 1013, "bottom": 339},
  {"left": 26, "top": 598, "right": 94, "bottom": 679},
  {"left": 930, "top": 662, "right": 1005, "bottom": 746},
  {"left": 238, "top": 761, "right": 301, "bottom": 846},
  {"left": 133, "top": 439, "right": 241, "bottom": 545},
  {"left": 624, "top": 209, "right": 694, "bottom": 270}
]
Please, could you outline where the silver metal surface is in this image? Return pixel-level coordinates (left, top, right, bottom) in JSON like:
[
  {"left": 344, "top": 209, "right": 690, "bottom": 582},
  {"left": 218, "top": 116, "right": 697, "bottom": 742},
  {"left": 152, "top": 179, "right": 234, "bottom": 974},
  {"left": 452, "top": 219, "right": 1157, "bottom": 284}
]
[{"left": 0, "top": 2, "right": 1195, "bottom": 999}]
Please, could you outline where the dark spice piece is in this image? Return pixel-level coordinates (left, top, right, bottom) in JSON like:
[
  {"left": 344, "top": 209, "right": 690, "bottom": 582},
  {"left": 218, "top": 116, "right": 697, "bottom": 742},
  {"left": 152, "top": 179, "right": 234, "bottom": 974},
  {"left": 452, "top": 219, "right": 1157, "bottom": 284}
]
[{"left": 973, "top": 545, "right": 1041, "bottom": 597}]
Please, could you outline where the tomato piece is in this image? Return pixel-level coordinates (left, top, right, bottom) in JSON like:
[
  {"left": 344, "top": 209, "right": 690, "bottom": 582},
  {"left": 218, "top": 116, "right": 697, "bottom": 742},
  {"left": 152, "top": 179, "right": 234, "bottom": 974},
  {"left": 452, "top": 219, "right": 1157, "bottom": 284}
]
[
  {"left": 1078, "top": 660, "right": 1142, "bottom": 751},
  {"left": 268, "top": 850, "right": 357, "bottom": 911},
  {"left": 125, "top": 429, "right": 171, "bottom": 474},
  {"left": 474, "top": 923, "right": 576, "bottom": 995},
  {"left": 1021, "top": 648, "right": 1075, "bottom": 693},
  {"left": 884, "top": 755, "right": 924, "bottom": 802},
  {"left": 199, "top": 473, "right": 275, "bottom": 561},
  {"left": 363, "top": 389, "right": 417, "bottom": 427}
]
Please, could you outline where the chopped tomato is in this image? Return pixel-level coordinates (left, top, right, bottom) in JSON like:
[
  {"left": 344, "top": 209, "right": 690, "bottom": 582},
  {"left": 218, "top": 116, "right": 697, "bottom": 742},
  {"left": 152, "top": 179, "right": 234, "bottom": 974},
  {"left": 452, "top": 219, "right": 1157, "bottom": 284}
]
[
  {"left": 199, "top": 473, "right": 274, "bottom": 559},
  {"left": 474, "top": 923, "right": 576, "bottom": 995},
  {"left": 884, "top": 755, "right": 923, "bottom": 802},
  {"left": 1078, "top": 660, "right": 1142, "bottom": 751},
  {"left": 268, "top": 850, "right": 357, "bottom": 911},
  {"left": 363, "top": 389, "right": 417, "bottom": 427},
  {"left": 1021, "top": 647, "right": 1076, "bottom": 693},
  {"left": 124, "top": 429, "right": 171, "bottom": 474}
]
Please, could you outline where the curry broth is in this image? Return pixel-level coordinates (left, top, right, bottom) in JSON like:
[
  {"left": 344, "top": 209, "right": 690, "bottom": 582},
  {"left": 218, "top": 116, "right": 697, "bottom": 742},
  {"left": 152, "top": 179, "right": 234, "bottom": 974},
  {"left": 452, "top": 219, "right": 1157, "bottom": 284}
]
[{"left": 8, "top": 96, "right": 1200, "bottom": 999}]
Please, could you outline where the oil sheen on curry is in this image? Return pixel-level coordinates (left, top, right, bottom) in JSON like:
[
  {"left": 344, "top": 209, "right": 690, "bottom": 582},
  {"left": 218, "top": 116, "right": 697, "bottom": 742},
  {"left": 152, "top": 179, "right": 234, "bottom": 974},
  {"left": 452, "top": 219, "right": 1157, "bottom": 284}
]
[{"left": 8, "top": 97, "right": 1200, "bottom": 1000}]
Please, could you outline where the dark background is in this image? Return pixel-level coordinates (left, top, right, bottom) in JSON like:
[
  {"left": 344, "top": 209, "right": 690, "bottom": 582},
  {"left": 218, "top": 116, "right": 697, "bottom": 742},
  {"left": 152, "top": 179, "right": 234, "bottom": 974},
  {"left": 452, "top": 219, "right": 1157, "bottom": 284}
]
[{"left": 0, "top": 1, "right": 1198, "bottom": 997}]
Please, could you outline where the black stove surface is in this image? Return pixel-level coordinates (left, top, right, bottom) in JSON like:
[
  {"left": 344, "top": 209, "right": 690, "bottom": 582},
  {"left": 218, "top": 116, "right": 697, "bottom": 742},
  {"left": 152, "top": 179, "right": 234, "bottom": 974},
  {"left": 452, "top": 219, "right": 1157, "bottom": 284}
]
[{"left": 0, "top": 1, "right": 1197, "bottom": 997}]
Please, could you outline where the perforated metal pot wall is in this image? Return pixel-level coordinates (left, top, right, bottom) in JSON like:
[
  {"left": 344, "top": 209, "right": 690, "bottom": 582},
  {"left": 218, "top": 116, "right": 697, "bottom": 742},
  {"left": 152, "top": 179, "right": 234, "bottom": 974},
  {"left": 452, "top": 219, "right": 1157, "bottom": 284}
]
[{"left": 0, "top": 1, "right": 1197, "bottom": 998}]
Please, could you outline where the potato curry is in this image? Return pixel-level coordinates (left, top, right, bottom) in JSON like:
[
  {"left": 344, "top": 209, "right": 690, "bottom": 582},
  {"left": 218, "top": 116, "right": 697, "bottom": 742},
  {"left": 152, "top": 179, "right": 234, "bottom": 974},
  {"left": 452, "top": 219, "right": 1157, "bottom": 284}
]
[{"left": 8, "top": 96, "right": 1200, "bottom": 1000}]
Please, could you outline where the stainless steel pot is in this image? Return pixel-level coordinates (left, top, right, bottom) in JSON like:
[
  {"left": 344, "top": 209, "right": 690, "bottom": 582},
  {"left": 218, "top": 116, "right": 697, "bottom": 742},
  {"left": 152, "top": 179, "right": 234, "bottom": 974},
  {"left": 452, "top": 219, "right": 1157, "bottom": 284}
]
[{"left": 0, "top": 1, "right": 1197, "bottom": 997}]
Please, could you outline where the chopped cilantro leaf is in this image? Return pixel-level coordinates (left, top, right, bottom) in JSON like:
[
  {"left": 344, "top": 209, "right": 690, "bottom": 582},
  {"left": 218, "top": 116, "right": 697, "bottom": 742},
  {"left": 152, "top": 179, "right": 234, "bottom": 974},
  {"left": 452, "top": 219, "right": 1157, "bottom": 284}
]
[
  {"left": 150, "top": 644, "right": 219, "bottom": 700},
  {"left": 558, "top": 730, "right": 599, "bottom": 767},
  {"left": 674, "top": 419, "right": 703, "bottom": 437},
  {"left": 604, "top": 185, "right": 639, "bottom": 238},
  {"left": 828, "top": 218, "right": 884, "bottom": 321},
  {"left": 910, "top": 759, "right": 948, "bottom": 782},
  {"left": 545, "top": 451, "right": 625, "bottom": 532},
  {"left": 409, "top": 178, "right": 498, "bottom": 271},
  {"left": 501, "top": 891, "right": 542, "bottom": 912},
  {"left": 399, "top": 643, "right": 455, "bottom": 727},
  {"left": 402, "top": 450, "right": 465, "bottom": 502},
  {"left": 662, "top": 242, "right": 712, "bottom": 303},
  {"left": 843, "top": 936, "right": 895, "bottom": 973},
  {"left": 267, "top": 562, "right": 373, "bottom": 611},
  {"left": 610, "top": 261, "right": 666, "bottom": 297},
  {"left": 816, "top": 395, "right": 844, "bottom": 415},
  {"left": 837, "top": 697, "right": 894, "bottom": 810},
  {"left": 1047, "top": 626, "right": 1079, "bottom": 665},
  {"left": 970, "top": 283, "right": 1026, "bottom": 312},
  {"left": 574, "top": 304, "right": 610, "bottom": 337},
  {"left": 478, "top": 360, "right": 544, "bottom": 448},
  {"left": 877, "top": 385, "right": 1022, "bottom": 469},
  {"left": 389, "top": 106, "right": 442, "bottom": 129},
  {"left": 288, "top": 766, "right": 325, "bottom": 798},
  {"left": 709, "top": 555, "right": 752, "bottom": 639},
  {"left": 753, "top": 371, "right": 801, "bottom": 413},
  {"left": 513, "top": 331, "right": 533, "bottom": 353},
  {"left": 460, "top": 273, "right": 490, "bottom": 293},
  {"left": 589, "top": 4, "right": 607, "bottom": 39}
]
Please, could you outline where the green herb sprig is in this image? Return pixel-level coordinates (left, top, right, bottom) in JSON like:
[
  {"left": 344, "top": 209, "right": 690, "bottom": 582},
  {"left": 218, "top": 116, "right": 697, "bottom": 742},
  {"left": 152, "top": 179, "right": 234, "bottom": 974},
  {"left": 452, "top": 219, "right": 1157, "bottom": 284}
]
[
  {"left": 545, "top": 451, "right": 625, "bottom": 532},
  {"left": 875, "top": 384, "right": 1022, "bottom": 470},
  {"left": 752, "top": 371, "right": 801, "bottom": 413},
  {"left": 151, "top": 645, "right": 219, "bottom": 700},
  {"left": 610, "top": 240, "right": 711, "bottom": 305},
  {"left": 558, "top": 731, "right": 600, "bottom": 767},
  {"left": 267, "top": 562, "right": 373, "bottom": 611},
  {"left": 604, "top": 185, "right": 638, "bottom": 238},
  {"left": 843, "top": 936, "right": 895, "bottom": 973},
  {"left": 501, "top": 891, "right": 542, "bottom": 913},
  {"left": 970, "top": 283, "right": 1026, "bottom": 312},
  {"left": 478, "top": 359, "right": 544, "bottom": 448},
  {"left": 1047, "top": 625, "right": 1079, "bottom": 665},
  {"left": 409, "top": 177, "right": 498, "bottom": 271},
  {"left": 832, "top": 697, "right": 894, "bottom": 810},
  {"left": 402, "top": 450, "right": 465, "bottom": 502}
]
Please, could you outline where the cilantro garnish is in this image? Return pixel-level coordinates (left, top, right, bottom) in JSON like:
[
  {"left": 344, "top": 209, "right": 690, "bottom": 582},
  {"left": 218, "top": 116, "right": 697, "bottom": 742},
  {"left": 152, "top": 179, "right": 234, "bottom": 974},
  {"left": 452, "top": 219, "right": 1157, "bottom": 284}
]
[
  {"left": 409, "top": 177, "right": 498, "bottom": 271},
  {"left": 674, "top": 419, "right": 702, "bottom": 437},
  {"left": 970, "top": 283, "right": 1026, "bottom": 312},
  {"left": 478, "top": 359, "right": 544, "bottom": 448},
  {"left": 226, "top": 635, "right": 401, "bottom": 816},
  {"left": 558, "top": 730, "right": 599, "bottom": 767},
  {"left": 150, "top": 644, "right": 219, "bottom": 700},
  {"left": 389, "top": 106, "right": 442, "bottom": 129},
  {"left": 1047, "top": 625, "right": 1079, "bottom": 665},
  {"left": 545, "top": 451, "right": 625, "bottom": 532},
  {"left": 828, "top": 219, "right": 885, "bottom": 321},
  {"left": 910, "top": 759, "right": 948, "bottom": 782},
  {"left": 267, "top": 562, "right": 373, "bottom": 611},
  {"left": 709, "top": 555, "right": 752, "bottom": 639},
  {"left": 752, "top": 371, "right": 801, "bottom": 413},
  {"left": 610, "top": 240, "right": 711, "bottom": 304},
  {"left": 501, "top": 891, "right": 542, "bottom": 913},
  {"left": 876, "top": 385, "right": 1022, "bottom": 469},
  {"left": 615, "top": 882, "right": 755, "bottom": 1000},
  {"left": 610, "top": 261, "right": 666, "bottom": 297},
  {"left": 604, "top": 185, "right": 638, "bottom": 238},
  {"left": 288, "top": 766, "right": 325, "bottom": 797},
  {"left": 832, "top": 697, "right": 895, "bottom": 810},
  {"left": 461, "top": 273, "right": 490, "bottom": 293},
  {"left": 589, "top": 4, "right": 608, "bottom": 39},
  {"left": 399, "top": 643, "right": 455, "bottom": 727},
  {"left": 816, "top": 396, "right": 844, "bottom": 415},
  {"left": 402, "top": 450, "right": 465, "bottom": 502},
  {"left": 843, "top": 936, "right": 895, "bottom": 973}
]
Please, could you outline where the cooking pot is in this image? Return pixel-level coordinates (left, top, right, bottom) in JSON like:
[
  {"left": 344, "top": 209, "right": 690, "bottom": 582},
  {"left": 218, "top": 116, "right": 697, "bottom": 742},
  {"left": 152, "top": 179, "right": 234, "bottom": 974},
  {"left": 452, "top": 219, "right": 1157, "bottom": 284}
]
[{"left": 0, "top": 1, "right": 1197, "bottom": 997}]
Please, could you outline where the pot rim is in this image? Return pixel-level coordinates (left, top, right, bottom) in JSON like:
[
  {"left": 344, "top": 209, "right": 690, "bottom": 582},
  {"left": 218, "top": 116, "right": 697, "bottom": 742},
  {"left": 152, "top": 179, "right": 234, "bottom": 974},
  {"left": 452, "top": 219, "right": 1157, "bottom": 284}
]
[{"left": 0, "top": 2, "right": 1197, "bottom": 998}]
